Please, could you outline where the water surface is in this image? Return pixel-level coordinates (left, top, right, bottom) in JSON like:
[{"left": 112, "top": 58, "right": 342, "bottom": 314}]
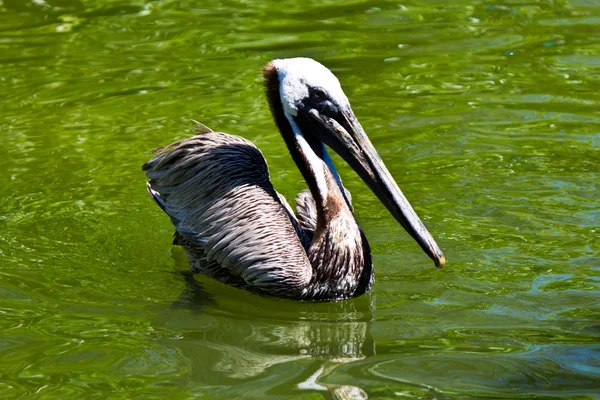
[{"left": 1, "top": 0, "right": 599, "bottom": 398}]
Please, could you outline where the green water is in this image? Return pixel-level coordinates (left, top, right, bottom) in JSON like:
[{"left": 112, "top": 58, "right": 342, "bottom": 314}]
[{"left": 1, "top": 0, "right": 599, "bottom": 398}]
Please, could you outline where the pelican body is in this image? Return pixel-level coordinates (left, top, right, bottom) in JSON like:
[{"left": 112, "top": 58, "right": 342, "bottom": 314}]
[{"left": 143, "top": 58, "right": 444, "bottom": 301}]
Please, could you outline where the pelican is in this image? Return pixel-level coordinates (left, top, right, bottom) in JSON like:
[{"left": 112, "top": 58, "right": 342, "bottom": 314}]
[{"left": 143, "top": 58, "right": 445, "bottom": 301}]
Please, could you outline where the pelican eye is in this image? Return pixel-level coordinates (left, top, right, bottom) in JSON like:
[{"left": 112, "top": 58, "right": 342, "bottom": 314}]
[{"left": 311, "top": 87, "right": 328, "bottom": 102}]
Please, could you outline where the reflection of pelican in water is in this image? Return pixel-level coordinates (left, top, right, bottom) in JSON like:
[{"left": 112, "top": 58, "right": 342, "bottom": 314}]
[
  {"left": 158, "top": 272, "right": 374, "bottom": 398},
  {"left": 143, "top": 58, "right": 444, "bottom": 301}
]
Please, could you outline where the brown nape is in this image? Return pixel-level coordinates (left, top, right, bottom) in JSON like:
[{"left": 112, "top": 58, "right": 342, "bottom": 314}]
[
  {"left": 262, "top": 62, "right": 294, "bottom": 161},
  {"left": 262, "top": 62, "right": 280, "bottom": 120}
]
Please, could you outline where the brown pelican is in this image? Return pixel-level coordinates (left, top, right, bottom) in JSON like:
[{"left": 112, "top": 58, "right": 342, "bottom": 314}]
[{"left": 143, "top": 58, "right": 445, "bottom": 301}]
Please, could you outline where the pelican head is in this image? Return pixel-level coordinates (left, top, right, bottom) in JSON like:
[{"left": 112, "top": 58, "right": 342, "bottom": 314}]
[{"left": 265, "top": 58, "right": 445, "bottom": 268}]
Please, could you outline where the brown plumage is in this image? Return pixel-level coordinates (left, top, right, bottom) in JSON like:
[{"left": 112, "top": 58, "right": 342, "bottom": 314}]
[
  {"left": 144, "top": 126, "right": 371, "bottom": 300},
  {"left": 143, "top": 58, "right": 445, "bottom": 301}
]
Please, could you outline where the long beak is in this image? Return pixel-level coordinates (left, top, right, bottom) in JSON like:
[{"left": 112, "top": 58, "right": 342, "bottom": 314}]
[{"left": 302, "top": 106, "right": 445, "bottom": 268}]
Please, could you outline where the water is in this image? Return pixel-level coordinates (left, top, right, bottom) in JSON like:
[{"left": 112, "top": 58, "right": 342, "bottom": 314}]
[{"left": 1, "top": 0, "right": 599, "bottom": 398}]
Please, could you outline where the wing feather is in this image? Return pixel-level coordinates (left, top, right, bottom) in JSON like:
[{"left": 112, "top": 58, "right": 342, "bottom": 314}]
[{"left": 143, "top": 130, "right": 313, "bottom": 296}]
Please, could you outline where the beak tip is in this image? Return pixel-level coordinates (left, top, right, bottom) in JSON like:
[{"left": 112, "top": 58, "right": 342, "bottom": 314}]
[{"left": 435, "top": 254, "right": 445, "bottom": 269}]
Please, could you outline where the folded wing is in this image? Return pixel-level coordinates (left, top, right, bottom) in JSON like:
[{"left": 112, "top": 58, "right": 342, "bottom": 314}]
[{"left": 143, "top": 129, "right": 313, "bottom": 297}]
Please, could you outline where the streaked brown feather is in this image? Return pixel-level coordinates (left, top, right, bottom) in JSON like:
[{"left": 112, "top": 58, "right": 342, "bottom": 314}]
[{"left": 143, "top": 131, "right": 314, "bottom": 297}]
